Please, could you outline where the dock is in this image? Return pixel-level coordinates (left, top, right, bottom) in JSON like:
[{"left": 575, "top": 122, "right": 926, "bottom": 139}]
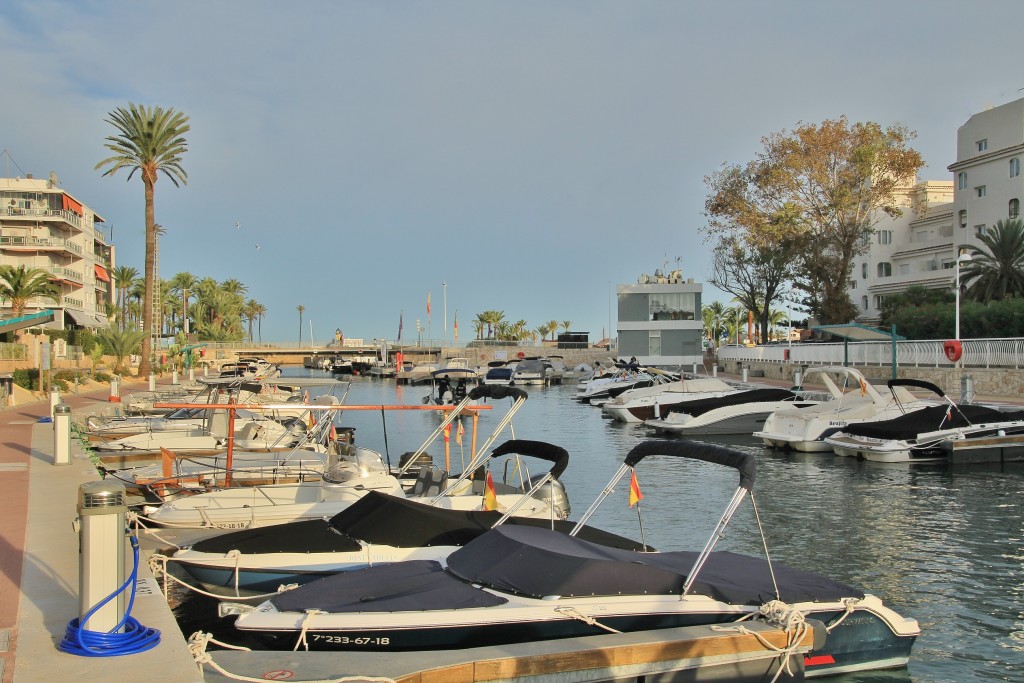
[{"left": 1, "top": 380, "right": 818, "bottom": 683}]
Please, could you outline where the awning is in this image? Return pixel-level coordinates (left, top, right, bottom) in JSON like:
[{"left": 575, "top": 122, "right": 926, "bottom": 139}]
[
  {"left": 811, "top": 323, "right": 905, "bottom": 341},
  {"left": 94, "top": 264, "right": 110, "bottom": 282},
  {"left": 64, "top": 309, "right": 108, "bottom": 329}
]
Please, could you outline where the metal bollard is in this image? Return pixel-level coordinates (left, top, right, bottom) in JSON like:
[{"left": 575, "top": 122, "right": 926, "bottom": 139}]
[
  {"left": 793, "top": 370, "right": 802, "bottom": 388},
  {"left": 188, "top": 367, "right": 194, "bottom": 382},
  {"left": 53, "top": 404, "right": 72, "bottom": 465},
  {"left": 712, "top": 365, "right": 718, "bottom": 377},
  {"left": 50, "top": 387, "right": 61, "bottom": 419},
  {"left": 171, "top": 368, "right": 178, "bottom": 385},
  {"left": 203, "top": 365, "right": 208, "bottom": 377},
  {"left": 961, "top": 374, "right": 975, "bottom": 404},
  {"left": 692, "top": 363, "right": 699, "bottom": 375},
  {"left": 109, "top": 375, "right": 120, "bottom": 402},
  {"left": 76, "top": 481, "right": 127, "bottom": 632},
  {"left": 741, "top": 366, "right": 749, "bottom": 383},
  {"left": 148, "top": 373, "right": 156, "bottom": 392}
]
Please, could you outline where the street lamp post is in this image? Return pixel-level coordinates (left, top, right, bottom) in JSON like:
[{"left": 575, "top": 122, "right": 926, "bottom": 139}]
[
  {"left": 955, "top": 252, "right": 973, "bottom": 341},
  {"left": 442, "top": 281, "right": 447, "bottom": 350}
]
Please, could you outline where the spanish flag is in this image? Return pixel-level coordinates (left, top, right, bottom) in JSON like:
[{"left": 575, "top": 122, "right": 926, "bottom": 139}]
[
  {"left": 454, "top": 311, "right": 459, "bottom": 341},
  {"left": 427, "top": 291, "right": 431, "bottom": 316},
  {"left": 443, "top": 422, "right": 451, "bottom": 443},
  {"left": 484, "top": 471, "right": 498, "bottom": 511},
  {"left": 629, "top": 470, "right": 644, "bottom": 507}
]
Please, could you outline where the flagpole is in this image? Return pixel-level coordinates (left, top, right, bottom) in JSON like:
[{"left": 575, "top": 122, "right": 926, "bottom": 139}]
[
  {"left": 442, "top": 280, "right": 447, "bottom": 352},
  {"left": 635, "top": 503, "right": 648, "bottom": 551}
]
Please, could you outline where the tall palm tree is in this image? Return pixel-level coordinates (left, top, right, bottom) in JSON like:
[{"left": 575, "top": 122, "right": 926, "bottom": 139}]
[
  {"left": 111, "top": 265, "right": 139, "bottom": 331},
  {"left": 96, "top": 102, "right": 190, "bottom": 376},
  {"left": 250, "top": 301, "right": 267, "bottom": 344},
  {"left": 961, "top": 219, "right": 1024, "bottom": 303},
  {"left": 701, "top": 301, "right": 726, "bottom": 345},
  {"left": 561, "top": 320, "right": 572, "bottom": 336},
  {"left": 297, "top": 305, "right": 305, "bottom": 344},
  {"left": 0, "top": 265, "right": 61, "bottom": 317},
  {"left": 242, "top": 299, "right": 262, "bottom": 342},
  {"left": 168, "top": 271, "right": 198, "bottom": 334}
]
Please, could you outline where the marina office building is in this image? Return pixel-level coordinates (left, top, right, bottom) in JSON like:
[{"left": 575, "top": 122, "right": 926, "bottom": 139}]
[
  {"left": 616, "top": 270, "right": 703, "bottom": 368},
  {"left": 852, "top": 97, "right": 1024, "bottom": 324},
  {"left": 0, "top": 174, "right": 115, "bottom": 330}
]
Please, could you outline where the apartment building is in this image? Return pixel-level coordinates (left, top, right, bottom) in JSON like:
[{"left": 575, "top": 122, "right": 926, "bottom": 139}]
[
  {"left": 0, "top": 173, "right": 115, "bottom": 328},
  {"left": 851, "top": 97, "right": 1024, "bottom": 324},
  {"left": 616, "top": 269, "right": 703, "bottom": 368}
]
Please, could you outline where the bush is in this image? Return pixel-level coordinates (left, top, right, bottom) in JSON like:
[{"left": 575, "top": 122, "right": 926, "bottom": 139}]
[
  {"left": 13, "top": 368, "right": 39, "bottom": 390},
  {"left": 93, "top": 371, "right": 112, "bottom": 383}
]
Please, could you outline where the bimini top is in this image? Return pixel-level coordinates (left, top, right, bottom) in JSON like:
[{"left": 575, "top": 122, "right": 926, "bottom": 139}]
[
  {"left": 840, "top": 404, "right": 1024, "bottom": 440},
  {"left": 447, "top": 525, "right": 864, "bottom": 605}
]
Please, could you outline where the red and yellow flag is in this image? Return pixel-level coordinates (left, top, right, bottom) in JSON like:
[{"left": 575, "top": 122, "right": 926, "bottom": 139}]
[
  {"left": 860, "top": 378, "right": 867, "bottom": 397},
  {"left": 454, "top": 311, "right": 459, "bottom": 341},
  {"left": 629, "top": 470, "right": 644, "bottom": 508},
  {"left": 484, "top": 471, "right": 498, "bottom": 511},
  {"left": 443, "top": 422, "right": 451, "bottom": 443},
  {"left": 427, "top": 291, "right": 432, "bottom": 316}
]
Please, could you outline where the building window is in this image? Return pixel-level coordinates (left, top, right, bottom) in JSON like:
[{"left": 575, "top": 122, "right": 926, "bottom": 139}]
[
  {"left": 959, "top": 209, "right": 967, "bottom": 228},
  {"left": 877, "top": 230, "right": 892, "bottom": 245},
  {"left": 958, "top": 172, "right": 967, "bottom": 190},
  {"left": 1011, "top": 198, "right": 1020, "bottom": 219},
  {"left": 861, "top": 296, "right": 868, "bottom": 311},
  {"left": 899, "top": 263, "right": 910, "bottom": 275},
  {"left": 648, "top": 292, "right": 696, "bottom": 321},
  {"left": 861, "top": 263, "right": 868, "bottom": 279},
  {"left": 1011, "top": 158, "right": 1021, "bottom": 178},
  {"left": 648, "top": 330, "right": 661, "bottom": 356},
  {"left": 977, "top": 186, "right": 987, "bottom": 198},
  {"left": 877, "top": 262, "right": 892, "bottom": 277},
  {"left": 874, "top": 295, "right": 887, "bottom": 309},
  {"left": 977, "top": 139, "right": 988, "bottom": 152},
  {"left": 975, "top": 224, "right": 987, "bottom": 237},
  {"left": 848, "top": 279, "right": 856, "bottom": 290},
  {"left": 941, "top": 258, "right": 955, "bottom": 269}
]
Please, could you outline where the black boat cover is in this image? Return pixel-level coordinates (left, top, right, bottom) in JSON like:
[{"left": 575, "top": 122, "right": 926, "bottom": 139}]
[
  {"left": 270, "top": 560, "right": 508, "bottom": 613},
  {"left": 269, "top": 525, "right": 864, "bottom": 615},
  {"left": 624, "top": 441, "right": 756, "bottom": 491},
  {"left": 840, "top": 404, "right": 1024, "bottom": 440},
  {"left": 447, "top": 526, "right": 864, "bottom": 605},
  {"left": 189, "top": 491, "right": 651, "bottom": 555},
  {"left": 662, "top": 388, "right": 796, "bottom": 418}
]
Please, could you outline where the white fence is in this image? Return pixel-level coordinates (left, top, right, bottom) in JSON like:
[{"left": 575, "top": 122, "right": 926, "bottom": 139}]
[{"left": 717, "top": 338, "right": 1024, "bottom": 370}]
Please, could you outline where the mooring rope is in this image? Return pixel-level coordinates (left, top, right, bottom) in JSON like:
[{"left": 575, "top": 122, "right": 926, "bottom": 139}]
[
  {"left": 146, "top": 553, "right": 292, "bottom": 602},
  {"left": 553, "top": 606, "right": 622, "bottom": 634},
  {"left": 715, "top": 600, "right": 811, "bottom": 683},
  {"left": 823, "top": 597, "right": 861, "bottom": 633}
]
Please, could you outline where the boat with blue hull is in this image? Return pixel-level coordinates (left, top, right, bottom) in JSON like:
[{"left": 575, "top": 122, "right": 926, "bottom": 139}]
[{"left": 228, "top": 440, "right": 919, "bottom": 677}]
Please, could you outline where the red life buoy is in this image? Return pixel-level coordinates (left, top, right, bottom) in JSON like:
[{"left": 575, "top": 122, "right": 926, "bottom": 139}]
[
  {"left": 516, "top": 351, "right": 526, "bottom": 359},
  {"left": 480, "top": 354, "right": 486, "bottom": 360},
  {"left": 943, "top": 340, "right": 963, "bottom": 362}
]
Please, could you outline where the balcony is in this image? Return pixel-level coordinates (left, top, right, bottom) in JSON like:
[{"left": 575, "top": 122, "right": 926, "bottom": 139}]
[
  {"left": 49, "top": 267, "right": 84, "bottom": 285},
  {"left": 0, "top": 234, "right": 83, "bottom": 255},
  {"left": 3, "top": 206, "right": 84, "bottom": 230}
]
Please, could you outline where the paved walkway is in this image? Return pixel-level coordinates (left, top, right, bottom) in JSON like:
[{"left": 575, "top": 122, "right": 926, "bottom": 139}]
[{"left": 0, "top": 377, "right": 200, "bottom": 683}]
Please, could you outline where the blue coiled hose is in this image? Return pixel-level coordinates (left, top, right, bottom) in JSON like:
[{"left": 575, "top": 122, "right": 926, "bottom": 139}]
[{"left": 58, "top": 533, "right": 161, "bottom": 656}]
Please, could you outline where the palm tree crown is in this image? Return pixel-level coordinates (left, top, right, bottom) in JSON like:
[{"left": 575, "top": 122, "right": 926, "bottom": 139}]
[
  {"left": 96, "top": 102, "right": 190, "bottom": 377},
  {"left": 961, "top": 219, "right": 1024, "bottom": 303},
  {"left": 0, "top": 265, "right": 61, "bottom": 317}
]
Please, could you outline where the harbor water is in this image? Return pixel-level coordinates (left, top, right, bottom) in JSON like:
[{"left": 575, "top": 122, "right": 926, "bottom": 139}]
[{"left": 174, "top": 369, "right": 1024, "bottom": 682}]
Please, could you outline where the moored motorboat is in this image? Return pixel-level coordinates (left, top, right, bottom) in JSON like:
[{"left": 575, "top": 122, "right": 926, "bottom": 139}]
[
  {"left": 601, "top": 376, "right": 737, "bottom": 423},
  {"left": 229, "top": 440, "right": 919, "bottom": 678},
  {"left": 644, "top": 387, "right": 826, "bottom": 436}
]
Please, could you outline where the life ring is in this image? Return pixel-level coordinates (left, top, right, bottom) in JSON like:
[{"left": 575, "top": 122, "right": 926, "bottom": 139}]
[
  {"left": 516, "top": 351, "right": 526, "bottom": 359},
  {"left": 480, "top": 354, "right": 486, "bottom": 360}
]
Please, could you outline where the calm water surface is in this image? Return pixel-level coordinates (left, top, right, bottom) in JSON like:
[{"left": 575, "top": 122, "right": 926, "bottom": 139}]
[{"left": 177, "top": 369, "right": 1024, "bottom": 682}]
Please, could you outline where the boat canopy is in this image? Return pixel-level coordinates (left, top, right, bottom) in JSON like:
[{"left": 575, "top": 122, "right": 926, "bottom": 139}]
[
  {"left": 623, "top": 441, "right": 756, "bottom": 491},
  {"left": 841, "top": 404, "right": 1023, "bottom": 440}
]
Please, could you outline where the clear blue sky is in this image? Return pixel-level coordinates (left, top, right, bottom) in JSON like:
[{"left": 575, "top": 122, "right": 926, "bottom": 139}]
[{"left": 2, "top": 1, "right": 1022, "bottom": 344}]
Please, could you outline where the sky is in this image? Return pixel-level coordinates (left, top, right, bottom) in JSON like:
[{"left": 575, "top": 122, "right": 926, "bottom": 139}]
[{"left": 2, "top": 1, "right": 1023, "bottom": 345}]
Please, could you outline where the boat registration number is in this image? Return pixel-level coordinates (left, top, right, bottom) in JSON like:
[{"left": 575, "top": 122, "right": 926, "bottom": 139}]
[{"left": 309, "top": 634, "right": 391, "bottom": 646}]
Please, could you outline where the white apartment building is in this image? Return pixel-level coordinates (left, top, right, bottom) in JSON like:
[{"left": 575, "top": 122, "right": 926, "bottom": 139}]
[
  {"left": 851, "top": 97, "right": 1024, "bottom": 324},
  {"left": 0, "top": 173, "right": 115, "bottom": 329},
  {"left": 617, "top": 269, "right": 703, "bottom": 368}
]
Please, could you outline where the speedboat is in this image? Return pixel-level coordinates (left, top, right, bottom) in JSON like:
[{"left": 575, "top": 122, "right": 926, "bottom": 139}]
[
  {"left": 509, "top": 358, "right": 548, "bottom": 386},
  {"left": 144, "top": 385, "right": 560, "bottom": 528},
  {"left": 754, "top": 368, "right": 935, "bottom": 452},
  {"left": 644, "top": 387, "right": 827, "bottom": 436},
  {"left": 170, "top": 440, "right": 619, "bottom": 596},
  {"left": 229, "top": 440, "right": 920, "bottom": 678},
  {"left": 601, "top": 376, "right": 736, "bottom": 423},
  {"left": 482, "top": 362, "right": 514, "bottom": 385},
  {"left": 825, "top": 380, "right": 1024, "bottom": 462},
  {"left": 576, "top": 363, "right": 677, "bottom": 405},
  {"left": 421, "top": 368, "right": 477, "bottom": 409}
]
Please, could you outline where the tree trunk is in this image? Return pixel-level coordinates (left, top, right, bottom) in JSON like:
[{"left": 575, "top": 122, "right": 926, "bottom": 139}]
[{"left": 139, "top": 177, "right": 156, "bottom": 378}]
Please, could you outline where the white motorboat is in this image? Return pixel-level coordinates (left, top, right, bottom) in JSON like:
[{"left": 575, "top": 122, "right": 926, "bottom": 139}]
[
  {"left": 644, "top": 386, "right": 830, "bottom": 436},
  {"left": 754, "top": 368, "right": 934, "bottom": 452},
  {"left": 601, "top": 376, "right": 736, "bottom": 423},
  {"left": 482, "top": 362, "right": 514, "bottom": 385},
  {"left": 143, "top": 385, "right": 556, "bottom": 528},
  {"left": 168, "top": 439, "right": 602, "bottom": 596},
  {"left": 825, "top": 379, "right": 1024, "bottom": 462},
  {"left": 576, "top": 363, "right": 677, "bottom": 405},
  {"left": 509, "top": 358, "right": 548, "bottom": 386},
  {"left": 228, "top": 440, "right": 920, "bottom": 679}
]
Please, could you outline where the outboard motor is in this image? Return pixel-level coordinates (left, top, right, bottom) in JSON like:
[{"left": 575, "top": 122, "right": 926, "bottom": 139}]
[
  {"left": 398, "top": 450, "right": 433, "bottom": 475},
  {"left": 529, "top": 474, "right": 571, "bottom": 519}
]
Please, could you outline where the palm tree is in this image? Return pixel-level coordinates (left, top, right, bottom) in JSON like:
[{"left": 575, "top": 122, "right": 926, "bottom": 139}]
[
  {"left": 297, "top": 305, "right": 305, "bottom": 344},
  {"left": 961, "top": 219, "right": 1024, "bottom": 303},
  {"left": 111, "top": 265, "right": 139, "bottom": 331},
  {"left": 96, "top": 102, "right": 190, "bottom": 376},
  {"left": 478, "top": 310, "right": 505, "bottom": 339},
  {"left": 561, "top": 320, "right": 572, "bottom": 336},
  {"left": 97, "top": 325, "right": 146, "bottom": 374},
  {"left": 251, "top": 301, "right": 267, "bottom": 343},
  {"left": 0, "top": 265, "right": 61, "bottom": 317},
  {"left": 701, "top": 301, "right": 726, "bottom": 346},
  {"left": 242, "top": 299, "right": 262, "bottom": 342},
  {"left": 168, "top": 271, "right": 198, "bottom": 334}
]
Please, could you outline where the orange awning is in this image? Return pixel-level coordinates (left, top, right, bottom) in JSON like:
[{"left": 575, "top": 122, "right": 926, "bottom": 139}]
[
  {"left": 62, "top": 194, "right": 83, "bottom": 216},
  {"left": 94, "top": 264, "right": 110, "bottom": 282}
]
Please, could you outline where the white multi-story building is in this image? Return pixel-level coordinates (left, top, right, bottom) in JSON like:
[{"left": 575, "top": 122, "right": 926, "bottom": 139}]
[
  {"left": 0, "top": 173, "right": 115, "bottom": 329},
  {"left": 616, "top": 269, "right": 703, "bottom": 368},
  {"left": 851, "top": 97, "right": 1024, "bottom": 324}
]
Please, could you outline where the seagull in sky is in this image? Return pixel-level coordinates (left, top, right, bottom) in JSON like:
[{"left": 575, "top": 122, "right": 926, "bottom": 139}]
[
  {"left": 235, "top": 222, "right": 241, "bottom": 230},
  {"left": 255, "top": 243, "right": 261, "bottom": 250}
]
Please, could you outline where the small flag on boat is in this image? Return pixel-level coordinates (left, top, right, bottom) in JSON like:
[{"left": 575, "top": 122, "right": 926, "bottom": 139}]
[
  {"left": 443, "top": 422, "right": 451, "bottom": 443},
  {"left": 629, "top": 470, "right": 644, "bottom": 507},
  {"left": 945, "top": 404, "right": 953, "bottom": 423},
  {"left": 860, "top": 378, "right": 867, "bottom": 397},
  {"left": 454, "top": 311, "right": 459, "bottom": 341},
  {"left": 329, "top": 423, "right": 337, "bottom": 442},
  {"left": 484, "top": 471, "right": 498, "bottom": 511},
  {"left": 427, "top": 291, "right": 432, "bottom": 316},
  {"left": 456, "top": 418, "right": 464, "bottom": 445}
]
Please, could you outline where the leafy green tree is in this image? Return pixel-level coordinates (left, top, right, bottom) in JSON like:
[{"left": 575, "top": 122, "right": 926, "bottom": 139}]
[
  {"left": 96, "top": 102, "right": 190, "bottom": 376},
  {"left": 0, "top": 265, "right": 61, "bottom": 317},
  {"left": 97, "top": 325, "right": 146, "bottom": 374},
  {"left": 961, "top": 219, "right": 1024, "bottom": 303},
  {"left": 705, "top": 117, "right": 923, "bottom": 324},
  {"left": 168, "top": 271, "right": 198, "bottom": 334}
]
